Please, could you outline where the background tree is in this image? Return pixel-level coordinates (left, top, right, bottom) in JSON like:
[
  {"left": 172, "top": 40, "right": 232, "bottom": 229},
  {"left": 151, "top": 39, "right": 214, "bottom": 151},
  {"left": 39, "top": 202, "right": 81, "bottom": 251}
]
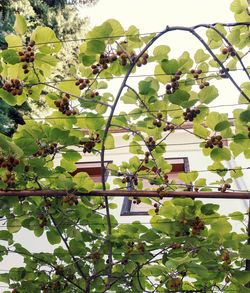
[
  {"left": 0, "top": 0, "right": 97, "bottom": 136},
  {"left": 0, "top": 0, "right": 249, "bottom": 292}
]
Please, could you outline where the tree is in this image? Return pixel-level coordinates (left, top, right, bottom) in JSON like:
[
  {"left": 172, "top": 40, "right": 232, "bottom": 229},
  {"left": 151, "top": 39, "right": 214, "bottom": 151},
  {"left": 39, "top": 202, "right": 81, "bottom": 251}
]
[
  {"left": 0, "top": 0, "right": 97, "bottom": 136},
  {"left": 0, "top": 0, "right": 249, "bottom": 291}
]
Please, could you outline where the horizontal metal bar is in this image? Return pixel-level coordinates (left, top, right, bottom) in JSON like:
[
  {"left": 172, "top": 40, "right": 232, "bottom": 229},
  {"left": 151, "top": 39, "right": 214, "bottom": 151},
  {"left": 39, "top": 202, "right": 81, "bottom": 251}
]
[{"left": 0, "top": 190, "right": 250, "bottom": 199}]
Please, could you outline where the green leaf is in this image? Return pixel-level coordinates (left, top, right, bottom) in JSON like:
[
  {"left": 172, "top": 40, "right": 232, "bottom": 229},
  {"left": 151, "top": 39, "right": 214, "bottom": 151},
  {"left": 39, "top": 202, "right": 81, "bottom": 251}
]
[
  {"left": 187, "top": 263, "right": 209, "bottom": 278},
  {"left": 232, "top": 271, "right": 250, "bottom": 284},
  {"left": 194, "top": 49, "right": 210, "bottom": 63},
  {"left": 31, "top": 26, "right": 62, "bottom": 53},
  {"left": 86, "top": 21, "right": 113, "bottom": 39},
  {"left": 2, "top": 49, "right": 20, "bottom": 65},
  {"left": 0, "top": 273, "right": 9, "bottom": 284},
  {"left": 0, "top": 89, "right": 17, "bottom": 106},
  {"left": 239, "top": 245, "right": 250, "bottom": 259},
  {"left": 172, "top": 197, "right": 194, "bottom": 207},
  {"left": 210, "top": 148, "right": 231, "bottom": 161},
  {"left": 206, "top": 112, "right": 222, "bottom": 130},
  {"left": 86, "top": 40, "right": 106, "bottom": 55},
  {"left": 239, "top": 109, "right": 250, "bottom": 122},
  {"left": 9, "top": 267, "right": 25, "bottom": 281},
  {"left": 201, "top": 204, "right": 219, "bottom": 215},
  {"left": 105, "top": 19, "right": 124, "bottom": 38},
  {"left": 14, "top": 14, "right": 27, "bottom": 35},
  {"left": 129, "top": 141, "right": 144, "bottom": 154},
  {"left": 60, "top": 158, "right": 77, "bottom": 172},
  {"left": 229, "top": 211, "right": 244, "bottom": 221},
  {"left": 193, "top": 124, "right": 210, "bottom": 139},
  {"left": 62, "top": 150, "right": 82, "bottom": 162},
  {"left": 73, "top": 172, "right": 95, "bottom": 192},
  {"left": 121, "top": 88, "right": 138, "bottom": 104},
  {"left": 161, "top": 59, "right": 178, "bottom": 75},
  {"left": 168, "top": 89, "right": 190, "bottom": 106},
  {"left": 0, "top": 231, "right": 13, "bottom": 242},
  {"left": 177, "top": 171, "right": 198, "bottom": 184},
  {"left": 7, "top": 219, "right": 21, "bottom": 233},
  {"left": 153, "top": 45, "right": 171, "bottom": 60},
  {"left": 211, "top": 218, "right": 232, "bottom": 234},
  {"left": 76, "top": 113, "right": 105, "bottom": 131},
  {"left": 46, "top": 230, "right": 61, "bottom": 245},
  {"left": 5, "top": 35, "right": 22, "bottom": 48},
  {"left": 214, "top": 120, "right": 231, "bottom": 131},
  {"left": 198, "top": 86, "right": 219, "bottom": 104},
  {"left": 79, "top": 53, "right": 97, "bottom": 66},
  {"left": 139, "top": 80, "right": 152, "bottom": 95}
]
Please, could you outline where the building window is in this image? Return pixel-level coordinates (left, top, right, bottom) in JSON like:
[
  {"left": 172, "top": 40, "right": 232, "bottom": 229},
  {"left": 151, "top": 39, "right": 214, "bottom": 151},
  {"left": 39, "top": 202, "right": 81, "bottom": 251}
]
[
  {"left": 70, "top": 161, "right": 112, "bottom": 183},
  {"left": 120, "top": 157, "right": 189, "bottom": 216}
]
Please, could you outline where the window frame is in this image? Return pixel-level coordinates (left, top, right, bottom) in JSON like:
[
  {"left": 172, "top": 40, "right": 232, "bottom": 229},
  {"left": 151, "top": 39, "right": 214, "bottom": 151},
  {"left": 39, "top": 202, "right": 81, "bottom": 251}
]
[
  {"left": 70, "top": 160, "right": 112, "bottom": 183},
  {"left": 120, "top": 157, "right": 190, "bottom": 216}
]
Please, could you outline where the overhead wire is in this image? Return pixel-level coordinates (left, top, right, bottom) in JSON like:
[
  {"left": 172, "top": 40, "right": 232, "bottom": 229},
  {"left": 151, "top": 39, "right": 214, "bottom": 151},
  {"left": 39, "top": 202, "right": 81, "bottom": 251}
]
[{"left": 23, "top": 102, "right": 249, "bottom": 121}]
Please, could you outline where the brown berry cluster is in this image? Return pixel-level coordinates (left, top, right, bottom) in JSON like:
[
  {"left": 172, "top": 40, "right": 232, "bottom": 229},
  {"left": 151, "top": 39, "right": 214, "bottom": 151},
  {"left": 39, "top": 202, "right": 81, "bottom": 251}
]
[
  {"left": 127, "top": 241, "right": 134, "bottom": 254},
  {"left": 122, "top": 176, "right": 138, "bottom": 186},
  {"left": 183, "top": 184, "right": 192, "bottom": 191},
  {"left": 89, "top": 90, "right": 99, "bottom": 98},
  {"left": 132, "top": 196, "right": 141, "bottom": 205},
  {"left": 221, "top": 251, "right": 231, "bottom": 264},
  {"left": 3, "top": 79, "right": 23, "bottom": 96},
  {"left": 55, "top": 265, "right": 64, "bottom": 276},
  {"left": 248, "top": 126, "right": 250, "bottom": 138},
  {"left": 172, "top": 242, "right": 181, "bottom": 249},
  {"left": 163, "top": 124, "right": 175, "bottom": 132},
  {"left": 137, "top": 242, "right": 145, "bottom": 253},
  {"left": 183, "top": 107, "right": 200, "bottom": 122},
  {"left": 219, "top": 67, "right": 230, "bottom": 78},
  {"left": 116, "top": 49, "right": 149, "bottom": 67},
  {"left": 121, "top": 258, "right": 128, "bottom": 265},
  {"left": 41, "top": 281, "right": 63, "bottom": 293},
  {"left": 222, "top": 46, "right": 236, "bottom": 57},
  {"left": 153, "top": 203, "right": 159, "bottom": 213},
  {"left": 190, "top": 68, "right": 202, "bottom": 79},
  {"left": 152, "top": 112, "right": 163, "bottom": 127},
  {"left": 156, "top": 186, "right": 168, "bottom": 200},
  {"left": 99, "top": 53, "right": 117, "bottom": 70},
  {"left": 144, "top": 151, "right": 150, "bottom": 163},
  {"left": 38, "top": 214, "right": 47, "bottom": 228},
  {"left": 218, "top": 183, "right": 231, "bottom": 192},
  {"left": 191, "top": 216, "right": 205, "bottom": 235},
  {"left": 75, "top": 78, "right": 90, "bottom": 89},
  {"left": 33, "top": 142, "right": 58, "bottom": 157},
  {"left": 204, "top": 135, "right": 223, "bottom": 149},
  {"left": 135, "top": 52, "right": 149, "bottom": 67},
  {"left": 11, "top": 289, "right": 20, "bottom": 293},
  {"left": 0, "top": 155, "right": 19, "bottom": 187},
  {"left": 165, "top": 70, "right": 182, "bottom": 94},
  {"left": 91, "top": 252, "right": 100, "bottom": 260},
  {"left": 168, "top": 278, "right": 181, "bottom": 291},
  {"left": 199, "top": 80, "right": 210, "bottom": 89},
  {"left": 60, "top": 194, "right": 78, "bottom": 206},
  {"left": 163, "top": 173, "right": 169, "bottom": 183},
  {"left": 79, "top": 132, "right": 101, "bottom": 153},
  {"left": 146, "top": 137, "right": 156, "bottom": 151},
  {"left": 90, "top": 52, "right": 118, "bottom": 74},
  {"left": 54, "top": 94, "right": 77, "bottom": 116},
  {"left": 18, "top": 40, "right": 36, "bottom": 74}
]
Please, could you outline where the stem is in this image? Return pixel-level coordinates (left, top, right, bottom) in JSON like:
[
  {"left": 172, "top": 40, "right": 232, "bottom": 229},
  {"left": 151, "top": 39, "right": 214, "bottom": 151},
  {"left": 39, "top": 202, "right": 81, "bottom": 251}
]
[{"left": 48, "top": 206, "right": 87, "bottom": 282}]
